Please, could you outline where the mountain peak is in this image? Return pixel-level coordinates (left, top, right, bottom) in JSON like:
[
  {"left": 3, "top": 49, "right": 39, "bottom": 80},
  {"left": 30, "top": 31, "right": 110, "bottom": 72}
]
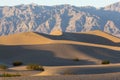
[
  {"left": 0, "top": 3, "right": 120, "bottom": 37},
  {"left": 104, "top": 1, "right": 120, "bottom": 12}
]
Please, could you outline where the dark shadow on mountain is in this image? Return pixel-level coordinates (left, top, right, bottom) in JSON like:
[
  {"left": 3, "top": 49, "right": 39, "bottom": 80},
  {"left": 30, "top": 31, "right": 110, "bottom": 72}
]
[
  {"left": 0, "top": 8, "right": 2, "bottom": 18},
  {"left": 60, "top": 9, "right": 72, "bottom": 31},
  {"left": 76, "top": 7, "right": 120, "bottom": 29}
]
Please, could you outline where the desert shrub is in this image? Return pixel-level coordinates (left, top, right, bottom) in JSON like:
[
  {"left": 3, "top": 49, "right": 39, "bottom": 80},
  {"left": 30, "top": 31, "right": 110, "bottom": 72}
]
[
  {"left": 0, "top": 73, "right": 21, "bottom": 77},
  {"left": 12, "top": 61, "right": 23, "bottom": 66},
  {"left": 26, "top": 64, "right": 44, "bottom": 71},
  {"left": 101, "top": 60, "right": 110, "bottom": 64},
  {"left": 72, "top": 58, "right": 80, "bottom": 61},
  {"left": 0, "top": 64, "right": 7, "bottom": 70}
]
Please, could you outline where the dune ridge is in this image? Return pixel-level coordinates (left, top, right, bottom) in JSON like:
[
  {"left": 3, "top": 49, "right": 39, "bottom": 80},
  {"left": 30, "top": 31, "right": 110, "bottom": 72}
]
[
  {"left": 34, "top": 63, "right": 120, "bottom": 76},
  {"left": 0, "top": 30, "right": 120, "bottom": 77},
  {"left": 81, "top": 30, "right": 120, "bottom": 43},
  {"left": 54, "top": 40, "right": 120, "bottom": 51},
  {"left": 0, "top": 31, "right": 119, "bottom": 51},
  {"left": 0, "top": 32, "right": 53, "bottom": 45}
]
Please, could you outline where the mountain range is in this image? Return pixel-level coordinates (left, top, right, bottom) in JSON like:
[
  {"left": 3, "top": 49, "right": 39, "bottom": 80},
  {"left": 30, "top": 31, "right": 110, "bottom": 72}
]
[{"left": 0, "top": 2, "right": 120, "bottom": 37}]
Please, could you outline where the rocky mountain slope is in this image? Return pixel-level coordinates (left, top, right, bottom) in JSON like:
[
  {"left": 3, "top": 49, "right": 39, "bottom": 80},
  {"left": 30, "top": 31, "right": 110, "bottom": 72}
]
[{"left": 0, "top": 2, "right": 120, "bottom": 37}]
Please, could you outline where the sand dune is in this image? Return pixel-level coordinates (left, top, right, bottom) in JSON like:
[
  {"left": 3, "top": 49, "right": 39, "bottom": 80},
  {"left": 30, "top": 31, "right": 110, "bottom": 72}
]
[
  {"left": 9, "top": 66, "right": 28, "bottom": 71},
  {"left": 54, "top": 40, "right": 120, "bottom": 51},
  {"left": 0, "top": 32, "right": 53, "bottom": 45},
  {"left": 0, "top": 31, "right": 120, "bottom": 66},
  {"left": 34, "top": 64, "right": 120, "bottom": 76},
  {"left": 0, "top": 30, "right": 120, "bottom": 77},
  {"left": 81, "top": 30, "right": 120, "bottom": 43},
  {"left": 0, "top": 43, "right": 120, "bottom": 66},
  {"left": 7, "top": 64, "right": 120, "bottom": 76},
  {"left": 50, "top": 30, "right": 62, "bottom": 36},
  {"left": 40, "top": 30, "right": 120, "bottom": 46},
  {"left": 0, "top": 30, "right": 120, "bottom": 46},
  {"left": 0, "top": 44, "right": 97, "bottom": 66}
]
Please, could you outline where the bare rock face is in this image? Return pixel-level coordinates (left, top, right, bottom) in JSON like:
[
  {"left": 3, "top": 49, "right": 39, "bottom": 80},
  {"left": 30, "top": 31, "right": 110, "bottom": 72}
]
[
  {"left": 104, "top": 2, "right": 120, "bottom": 12},
  {"left": 104, "top": 20, "right": 120, "bottom": 37},
  {"left": 0, "top": 2, "right": 120, "bottom": 37}
]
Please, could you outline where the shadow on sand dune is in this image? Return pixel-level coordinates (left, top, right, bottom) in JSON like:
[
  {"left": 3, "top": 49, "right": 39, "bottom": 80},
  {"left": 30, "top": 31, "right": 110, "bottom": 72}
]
[
  {"left": 60, "top": 66, "right": 120, "bottom": 75},
  {"left": 0, "top": 43, "right": 120, "bottom": 66},
  {"left": 0, "top": 45, "right": 94, "bottom": 66},
  {"left": 71, "top": 44, "right": 120, "bottom": 63},
  {"left": 35, "top": 32, "right": 120, "bottom": 46}
]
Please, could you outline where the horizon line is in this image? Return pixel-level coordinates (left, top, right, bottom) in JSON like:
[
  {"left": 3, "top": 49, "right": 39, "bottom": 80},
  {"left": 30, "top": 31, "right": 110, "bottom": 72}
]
[{"left": 0, "top": 1, "right": 118, "bottom": 8}]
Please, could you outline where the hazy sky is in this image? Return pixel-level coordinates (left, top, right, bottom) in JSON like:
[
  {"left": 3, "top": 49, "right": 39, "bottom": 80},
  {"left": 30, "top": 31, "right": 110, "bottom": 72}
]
[{"left": 0, "top": 0, "right": 120, "bottom": 7}]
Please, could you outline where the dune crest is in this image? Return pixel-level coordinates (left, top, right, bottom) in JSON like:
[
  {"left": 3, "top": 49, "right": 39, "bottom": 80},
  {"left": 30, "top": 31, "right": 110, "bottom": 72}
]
[
  {"left": 50, "top": 30, "right": 62, "bottom": 36},
  {"left": 0, "top": 32, "right": 53, "bottom": 45},
  {"left": 81, "top": 30, "right": 120, "bottom": 43},
  {"left": 34, "top": 64, "right": 120, "bottom": 76}
]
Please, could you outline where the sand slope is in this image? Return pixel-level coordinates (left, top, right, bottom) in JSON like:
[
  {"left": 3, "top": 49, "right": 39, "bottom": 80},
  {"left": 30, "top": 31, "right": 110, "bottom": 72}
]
[
  {"left": 81, "top": 30, "right": 120, "bottom": 43},
  {"left": 40, "top": 30, "right": 120, "bottom": 46},
  {"left": 0, "top": 43, "right": 120, "bottom": 66},
  {"left": 0, "top": 30, "right": 120, "bottom": 76},
  {"left": 0, "top": 30, "right": 120, "bottom": 65},
  {"left": 0, "top": 32, "right": 53, "bottom": 45},
  {"left": 34, "top": 64, "right": 120, "bottom": 76},
  {"left": 0, "top": 30, "right": 120, "bottom": 46}
]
